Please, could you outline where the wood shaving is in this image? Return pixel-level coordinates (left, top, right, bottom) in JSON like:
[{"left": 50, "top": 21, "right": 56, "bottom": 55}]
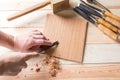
[
  {"left": 30, "top": 56, "right": 61, "bottom": 77},
  {"left": 40, "top": 56, "right": 61, "bottom": 77},
  {"left": 36, "top": 68, "right": 40, "bottom": 72}
]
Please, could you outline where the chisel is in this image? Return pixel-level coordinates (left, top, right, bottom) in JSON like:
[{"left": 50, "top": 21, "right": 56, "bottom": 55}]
[
  {"left": 37, "top": 41, "right": 59, "bottom": 53},
  {"left": 74, "top": 7, "right": 120, "bottom": 42},
  {"left": 86, "top": 0, "right": 120, "bottom": 28},
  {"left": 79, "top": 4, "right": 120, "bottom": 34}
]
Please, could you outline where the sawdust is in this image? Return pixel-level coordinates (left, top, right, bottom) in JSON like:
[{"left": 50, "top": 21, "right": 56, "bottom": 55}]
[
  {"left": 40, "top": 56, "right": 61, "bottom": 77},
  {"left": 30, "top": 55, "right": 61, "bottom": 77}
]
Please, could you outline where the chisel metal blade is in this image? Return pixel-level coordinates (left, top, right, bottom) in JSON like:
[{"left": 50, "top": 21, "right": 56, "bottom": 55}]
[
  {"left": 37, "top": 41, "right": 59, "bottom": 53},
  {"left": 74, "top": 7, "right": 96, "bottom": 24}
]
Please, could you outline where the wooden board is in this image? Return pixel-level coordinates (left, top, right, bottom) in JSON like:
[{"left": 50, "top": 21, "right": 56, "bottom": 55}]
[
  {"left": 1, "top": 64, "right": 120, "bottom": 80},
  {"left": 44, "top": 14, "right": 88, "bottom": 62}
]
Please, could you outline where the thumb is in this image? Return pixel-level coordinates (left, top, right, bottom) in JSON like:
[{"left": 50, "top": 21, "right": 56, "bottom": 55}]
[{"left": 22, "top": 52, "right": 39, "bottom": 61}]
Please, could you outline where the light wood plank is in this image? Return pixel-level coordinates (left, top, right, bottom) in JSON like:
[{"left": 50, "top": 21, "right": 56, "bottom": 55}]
[
  {"left": 0, "top": 0, "right": 120, "bottom": 79},
  {"left": 44, "top": 14, "right": 87, "bottom": 62},
  {"left": 1, "top": 27, "right": 120, "bottom": 64},
  {"left": 0, "top": 64, "right": 120, "bottom": 80}
]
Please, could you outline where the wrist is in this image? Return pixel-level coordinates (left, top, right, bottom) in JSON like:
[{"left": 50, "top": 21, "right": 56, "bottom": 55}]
[
  {"left": 0, "top": 31, "right": 14, "bottom": 50},
  {"left": 14, "top": 36, "right": 22, "bottom": 52}
]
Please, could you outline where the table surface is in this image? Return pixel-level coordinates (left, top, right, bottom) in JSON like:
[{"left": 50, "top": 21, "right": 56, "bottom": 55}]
[{"left": 0, "top": 0, "right": 120, "bottom": 80}]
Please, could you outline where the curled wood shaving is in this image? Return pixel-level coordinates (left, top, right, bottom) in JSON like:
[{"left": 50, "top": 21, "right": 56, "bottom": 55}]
[{"left": 40, "top": 56, "right": 61, "bottom": 77}]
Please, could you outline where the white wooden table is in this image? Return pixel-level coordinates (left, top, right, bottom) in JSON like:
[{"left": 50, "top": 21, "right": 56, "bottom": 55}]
[{"left": 0, "top": 0, "right": 120, "bottom": 80}]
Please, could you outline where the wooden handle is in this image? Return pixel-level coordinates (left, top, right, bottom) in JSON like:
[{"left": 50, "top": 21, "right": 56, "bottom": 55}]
[
  {"left": 97, "top": 18, "right": 119, "bottom": 33},
  {"left": 105, "top": 16, "right": 120, "bottom": 29},
  {"left": 7, "top": 0, "right": 51, "bottom": 21},
  {"left": 104, "top": 11, "right": 120, "bottom": 22},
  {"left": 97, "top": 24, "right": 120, "bottom": 41}
]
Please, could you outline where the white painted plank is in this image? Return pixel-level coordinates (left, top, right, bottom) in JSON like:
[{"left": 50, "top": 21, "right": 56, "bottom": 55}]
[
  {"left": 0, "top": 9, "right": 119, "bottom": 28},
  {"left": 61, "top": 44, "right": 120, "bottom": 64},
  {"left": 0, "top": 0, "right": 51, "bottom": 10},
  {"left": 0, "top": 10, "right": 52, "bottom": 28},
  {"left": 84, "top": 44, "right": 120, "bottom": 63},
  {"left": 86, "top": 23, "right": 118, "bottom": 44},
  {"left": 97, "top": 0, "right": 120, "bottom": 9},
  {"left": 0, "top": 9, "right": 119, "bottom": 44},
  {"left": 0, "top": 10, "right": 77, "bottom": 28},
  {"left": 0, "top": 0, "right": 120, "bottom": 11}
]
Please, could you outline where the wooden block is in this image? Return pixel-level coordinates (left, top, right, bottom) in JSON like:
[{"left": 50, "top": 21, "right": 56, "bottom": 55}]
[
  {"left": 44, "top": 14, "right": 88, "bottom": 62},
  {"left": 51, "top": 0, "right": 69, "bottom": 13}
]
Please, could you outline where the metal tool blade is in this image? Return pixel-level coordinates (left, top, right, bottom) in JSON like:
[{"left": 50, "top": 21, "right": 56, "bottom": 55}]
[
  {"left": 74, "top": 7, "right": 96, "bottom": 24},
  {"left": 37, "top": 41, "right": 59, "bottom": 53},
  {"left": 79, "top": 4, "right": 103, "bottom": 18}
]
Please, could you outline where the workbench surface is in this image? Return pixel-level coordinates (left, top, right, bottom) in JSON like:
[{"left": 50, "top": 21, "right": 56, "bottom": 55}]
[{"left": 0, "top": 0, "right": 120, "bottom": 80}]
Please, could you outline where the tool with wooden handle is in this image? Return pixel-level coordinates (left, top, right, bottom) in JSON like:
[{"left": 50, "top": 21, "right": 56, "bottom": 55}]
[
  {"left": 80, "top": 0, "right": 120, "bottom": 29},
  {"left": 105, "top": 17, "right": 120, "bottom": 30},
  {"left": 74, "top": 7, "right": 120, "bottom": 42},
  {"left": 79, "top": 4, "right": 120, "bottom": 34},
  {"left": 37, "top": 41, "right": 59, "bottom": 53},
  {"left": 7, "top": 0, "right": 69, "bottom": 21},
  {"left": 86, "top": 0, "right": 120, "bottom": 24}
]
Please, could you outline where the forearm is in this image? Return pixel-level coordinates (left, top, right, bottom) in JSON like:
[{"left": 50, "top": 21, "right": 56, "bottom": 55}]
[
  {"left": 0, "top": 31, "right": 14, "bottom": 50},
  {"left": 0, "top": 59, "right": 4, "bottom": 75}
]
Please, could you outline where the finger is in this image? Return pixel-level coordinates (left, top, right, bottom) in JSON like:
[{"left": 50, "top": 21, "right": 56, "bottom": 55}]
[
  {"left": 40, "top": 51, "right": 45, "bottom": 54},
  {"left": 23, "top": 52, "right": 39, "bottom": 61},
  {"left": 30, "top": 46, "right": 40, "bottom": 50},
  {"left": 32, "top": 30, "right": 39, "bottom": 32},
  {"left": 33, "top": 32, "right": 43, "bottom": 35},
  {"left": 33, "top": 35, "right": 47, "bottom": 39},
  {"left": 28, "top": 46, "right": 40, "bottom": 52},
  {"left": 35, "top": 40, "right": 52, "bottom": 46},
  {"left": 16, "top": 61, "right": 27, "bottom": 69},
  {"left": 33, "top": 31, "right": 43, "bottom": 35}
]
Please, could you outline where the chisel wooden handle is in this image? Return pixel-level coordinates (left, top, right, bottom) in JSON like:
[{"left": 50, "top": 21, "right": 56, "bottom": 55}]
[
  {"left": 7, "top": 0, "right": 50, "bottom": 21},
  {"left": 98, "top": 24, "right": 120, "bottom": 41},
  {"left": 104, "top": 11, "right": 120, "bottom": 22},
  {"left": 105, "top": 17, "right": 120, "bottom": 29},
  {"left": 97, "top": 18, "right": 120, "bottom": 33}
]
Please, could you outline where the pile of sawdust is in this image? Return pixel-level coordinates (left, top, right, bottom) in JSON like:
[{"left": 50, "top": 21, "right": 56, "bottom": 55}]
[
  {"left": 31, "top": 56, "right": 61, "bottom": 77},
  {"left": 40, "top": 56, "right": 61, "bottom": 77}
]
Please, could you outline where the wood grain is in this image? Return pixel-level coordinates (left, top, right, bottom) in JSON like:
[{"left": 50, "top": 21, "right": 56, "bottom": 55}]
[
  {"left": 0, "top": 64, "right": 120, "bottom": 80},
  {"left": 105, "top": 17, "right": 120, "bottom": 29},
  {"left": 44, "top": 14, "right": 88, "bottom": 62},
  {"left": 0, "top": 0, "right": 120, "bottom": 79},
  {"left": 7, "top": 0, "right": 51, "bottom": 21},
  {"left": 104, "top": 11, "right": 120, "bottom": 22}
]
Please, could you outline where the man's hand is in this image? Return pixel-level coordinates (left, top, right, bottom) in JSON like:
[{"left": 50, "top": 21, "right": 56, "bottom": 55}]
[
  {"left": 0, "top": 52, "right": 39, "bottom": 75},
  {"left": 14, "top": 30, "right": 52, "bottom": 52}
]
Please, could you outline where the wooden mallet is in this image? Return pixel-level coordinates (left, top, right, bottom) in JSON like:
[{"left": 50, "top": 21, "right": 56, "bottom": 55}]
[{"left": 7, "top": 0, "right": 69, "bottom": 21}]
